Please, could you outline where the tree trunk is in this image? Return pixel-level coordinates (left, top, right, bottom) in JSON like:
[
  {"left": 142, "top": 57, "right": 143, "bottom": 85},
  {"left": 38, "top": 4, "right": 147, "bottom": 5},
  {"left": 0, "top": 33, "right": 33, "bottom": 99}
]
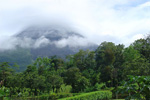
[
  {"left": 145, "top": 96, "right": 150, "bottom": 100},
  {"left": 0, "top": 96, "right": 4, "bottom": 100},
  {"left": 34, "top": 88, "right": 37, "bottom": 96},
  {"left": 29, "top": 88, "right": 32, "bottom": 96},
  {"left": 52, "top": 86, "right": 55, "bottom": 93}
]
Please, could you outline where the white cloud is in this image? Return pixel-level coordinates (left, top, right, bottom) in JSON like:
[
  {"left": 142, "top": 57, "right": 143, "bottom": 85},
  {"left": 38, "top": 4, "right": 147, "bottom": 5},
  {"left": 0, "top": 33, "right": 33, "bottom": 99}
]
[
  {"left": 0, "top": 35, "right": 92, "bottom": 51},
  {"left": 54, "top": 36, "right": 92, "bottom": 48},
  {"left": 0, "top": 0, "right": 150, "bottom": 50},
  {"left": 0, "top": 36, "right": 18, "bottom": 51},
  {"left": 34, "top": 36, "right": 50, "bottom": 48},
  {"left": 138, "top": 1, "right": 150, "bottom": 8}
]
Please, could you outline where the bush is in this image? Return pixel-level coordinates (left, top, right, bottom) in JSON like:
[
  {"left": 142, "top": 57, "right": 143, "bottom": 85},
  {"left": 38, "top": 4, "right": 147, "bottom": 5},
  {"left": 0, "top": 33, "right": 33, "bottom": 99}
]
[
  {"left": 117, "top": 76, "right": 150, "bottom": 100},
  {"left": 49, "top": 93, "right": 81, "bottom": 99},
  {"left": 84, "top": 83, "right": 107, "bottom": 92},
  {"left": 59, "top": 91, "right": 112, "bottom": 100},
  {"left": 60, "top": 84, "right": 72, "bottom": 93},
  {"left": 94, "top": 83, "right": 106, "bottom": 91}
]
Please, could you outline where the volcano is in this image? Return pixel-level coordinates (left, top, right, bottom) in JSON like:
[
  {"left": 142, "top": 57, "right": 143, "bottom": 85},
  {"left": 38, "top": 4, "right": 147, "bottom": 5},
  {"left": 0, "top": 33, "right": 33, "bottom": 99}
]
[
  {"left": 15, "top": 25, "right": 98, "bottom": 58},
  {"left": 0, "top": 25, "right": 98, "bottom": 71}
]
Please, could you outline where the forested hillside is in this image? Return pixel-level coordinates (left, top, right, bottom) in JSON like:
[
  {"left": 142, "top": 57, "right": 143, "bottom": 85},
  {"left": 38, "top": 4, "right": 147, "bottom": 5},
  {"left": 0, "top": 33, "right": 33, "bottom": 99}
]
[
  {"left": 0, "top": 47, "right": 33, "bottom": 71},
  {"left": 0, "top": 35, "right": 150, "bottom": 99},
  {"left": 0, "top": 26, "right": 97, "bottom": 71}
]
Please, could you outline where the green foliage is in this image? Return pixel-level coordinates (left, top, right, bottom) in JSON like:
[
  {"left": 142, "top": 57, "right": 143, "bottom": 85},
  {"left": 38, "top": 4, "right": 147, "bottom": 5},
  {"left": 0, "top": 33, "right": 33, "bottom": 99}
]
[
  {"left": 1, "top": 35, "right": 150, "bottom": 99},
  {"left": 123, "top": 46, "right": 140, "bottom": 62},
  {"left": 96, "top": 41, "right": 116, "bottom": 66},
  {"left": 0, "top": 62, "right": 15, "bottom": 87},
  {"left": 0, "top": 86, "right": 10, "bottom": 99},
  {"left": 132, "top": 36, "right": 150, "bottom": 61},
  {"left": 47, "top": 74, "right": 63, "bottom": 93},
  {"left": 50, "top": 93, "right": 81, "bottom": 99},
  {"left": 0, "top": 87, "right": 5, "bottom": 97},
  {"left": 123, "top": 57, "right": 150, "bottom": 76},
  {"left": 59, "top": 91, "right": 112, "bottom": 100},
  {"left": 95, "top": 42, "right": 120, "bottom": 87},
  {"left": 0, "top": 47, "right": 33, "bottom": 71},
  {"left": 60, "top": 84, "right": 72, "bottom": 93},
  {"left": 64, "top": 67, "right": 89, "bottom": 92},
  {"left": 117, "top": 76, "right": 150, "bottom": 99},
  {"left": 84, "top": 83, "right": 106, "bottom": 92},
  {"left": 122, "top": 45, "right": 150, "bottom": 76},
  {"left": 8, "top": 93, "right": 81, "bottom": 100},
  {"left": 94, "top": 83, "right": 106, "bottom": 91},
  {"left": 73, "top": 50, "right": 95, "bottom": 71}
]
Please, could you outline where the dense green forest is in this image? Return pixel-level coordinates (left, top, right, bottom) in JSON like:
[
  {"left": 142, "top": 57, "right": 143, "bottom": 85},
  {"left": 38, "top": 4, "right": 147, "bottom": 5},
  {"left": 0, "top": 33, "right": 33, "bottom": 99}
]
[
  {"left": 0, "top": 35, "right": 150, "bottom": 100},
  {"left": 0, "top": 48, "right": 33, "bottom": 71}
]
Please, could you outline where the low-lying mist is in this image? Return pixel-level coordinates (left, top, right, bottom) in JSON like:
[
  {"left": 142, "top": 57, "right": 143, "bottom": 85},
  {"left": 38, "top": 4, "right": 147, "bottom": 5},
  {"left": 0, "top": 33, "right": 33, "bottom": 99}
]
[{"left": 0, "top": 25, "right": 95, "bottom": 51}]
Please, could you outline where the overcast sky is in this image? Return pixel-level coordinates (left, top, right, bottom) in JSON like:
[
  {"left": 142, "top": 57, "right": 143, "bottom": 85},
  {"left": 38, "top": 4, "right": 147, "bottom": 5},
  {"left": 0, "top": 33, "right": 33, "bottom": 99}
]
[{"left": 0, "top": 0, "right": 150, "bottom": 48}]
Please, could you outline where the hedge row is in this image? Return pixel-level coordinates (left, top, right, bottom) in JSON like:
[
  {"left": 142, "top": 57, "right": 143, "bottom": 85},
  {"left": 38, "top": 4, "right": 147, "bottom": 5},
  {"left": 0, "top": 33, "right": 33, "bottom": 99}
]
[
  {"left": 8, "top": 93, "right": 81, "bottom": 100},
  {"left": 59, "top": 91, "right": 112, "bottom": 100}
]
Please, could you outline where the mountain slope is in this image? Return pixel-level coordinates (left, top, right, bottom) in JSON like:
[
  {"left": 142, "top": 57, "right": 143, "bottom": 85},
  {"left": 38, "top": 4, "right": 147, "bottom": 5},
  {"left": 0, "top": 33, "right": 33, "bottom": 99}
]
[
  {"left": 16, "top": 25, "right": 98, "bottom": 58},
  {"left": 0, "top": 25, "right": 98, "bottom": 71}
]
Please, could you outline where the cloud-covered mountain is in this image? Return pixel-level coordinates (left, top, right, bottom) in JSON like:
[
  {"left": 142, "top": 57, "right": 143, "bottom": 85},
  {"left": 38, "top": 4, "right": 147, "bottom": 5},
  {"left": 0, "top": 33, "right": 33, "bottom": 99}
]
[
  {"left": 0, "top": 25, "right": 98, "bottom": 71},
  {"left": 15, "top": 25, "right": 98, "bottom": 58}
]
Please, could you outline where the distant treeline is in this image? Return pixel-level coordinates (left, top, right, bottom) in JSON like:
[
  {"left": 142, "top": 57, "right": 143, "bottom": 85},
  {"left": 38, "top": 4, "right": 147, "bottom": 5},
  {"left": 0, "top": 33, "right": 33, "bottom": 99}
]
[{"left": 0, "top": 35, "right": 150, "bottom": 98}]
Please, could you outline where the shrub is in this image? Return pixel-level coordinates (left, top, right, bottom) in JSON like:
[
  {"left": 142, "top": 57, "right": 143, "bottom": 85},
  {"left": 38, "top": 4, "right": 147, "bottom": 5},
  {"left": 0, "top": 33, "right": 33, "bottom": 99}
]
[
  {"left": 117, "top": 76, "right": 150, "bottom": 99},
  {"left": 60, "top": 84, "right": 72, "bottom": 93},
  {"left": 59, "top": 91, "right": 112, "bottom": 100}
]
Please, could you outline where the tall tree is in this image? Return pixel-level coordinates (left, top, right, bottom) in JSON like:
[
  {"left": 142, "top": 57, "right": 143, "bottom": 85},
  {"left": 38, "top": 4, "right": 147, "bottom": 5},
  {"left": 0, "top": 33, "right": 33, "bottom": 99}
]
[
  {"left": 0, "top": 62, "right": 14, "bottom": 87},
  {"left": 64, "top": 67, "right": 89, "bottom": 92},
  {"left": 95, "top": 42, "right": 116, "bottom": 86},
  {"left": 122, "top": 46, "right": 150, "bottom": 76},
  {"left": 132, "top": 35, "right": 150, "bottom": 62}
]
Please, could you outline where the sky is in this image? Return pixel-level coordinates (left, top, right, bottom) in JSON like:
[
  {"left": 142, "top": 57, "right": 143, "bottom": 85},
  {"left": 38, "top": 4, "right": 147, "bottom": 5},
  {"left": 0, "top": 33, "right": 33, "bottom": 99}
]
[{"left": 0, "top": 0, "right": 150, "bottom": 50}]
